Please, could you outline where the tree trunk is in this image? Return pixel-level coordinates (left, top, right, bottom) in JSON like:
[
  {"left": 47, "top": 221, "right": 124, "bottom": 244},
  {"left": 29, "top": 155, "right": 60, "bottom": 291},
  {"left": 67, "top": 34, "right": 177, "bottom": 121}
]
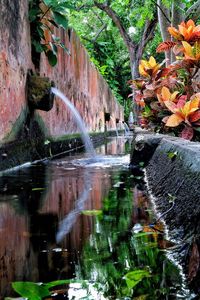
[
  {"left": 93, "top": 1, "right": 157, "bottom": 124},
  {"left": 157, "top": 0, "right": 171, "bottom": 65}
]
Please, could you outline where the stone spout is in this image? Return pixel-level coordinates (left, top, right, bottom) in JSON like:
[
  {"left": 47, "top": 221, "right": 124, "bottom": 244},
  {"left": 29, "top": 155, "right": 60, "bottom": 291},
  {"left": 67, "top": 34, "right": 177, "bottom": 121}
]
[{"left": 27, "top": 72, "right": 55, "bottom": 112}]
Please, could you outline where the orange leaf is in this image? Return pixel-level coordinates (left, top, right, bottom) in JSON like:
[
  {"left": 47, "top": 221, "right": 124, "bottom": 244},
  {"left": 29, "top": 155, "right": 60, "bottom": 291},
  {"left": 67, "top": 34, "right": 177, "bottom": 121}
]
[
  {"left": 190, "top": 97, "right": 200, "bottom": 110},
  {"left": 168, "top": 27, "right": 182, "bottom": 40},
  {"left": 139, "top": 65, "right": 149, "bottom": 77},
  {"left": 165, "top": 114, "right": 183, "bottom": 127},
  {"left": 182, "top": 41, "right": 193, "bottom": 57},
  {"left": 187, "top": 20, "right": 195, "bottom": 28},
  {"left": 161, "top": 87, "right": 170, "bottom": 101},
  {"left": 156, "top": 41, "right": 177, "bottom": 53}
]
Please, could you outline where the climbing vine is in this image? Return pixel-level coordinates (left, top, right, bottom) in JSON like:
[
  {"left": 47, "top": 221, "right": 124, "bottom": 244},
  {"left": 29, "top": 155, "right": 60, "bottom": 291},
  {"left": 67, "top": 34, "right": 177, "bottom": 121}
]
[{"left": 29, "top": 0, "right": 72, "bottom": 67}]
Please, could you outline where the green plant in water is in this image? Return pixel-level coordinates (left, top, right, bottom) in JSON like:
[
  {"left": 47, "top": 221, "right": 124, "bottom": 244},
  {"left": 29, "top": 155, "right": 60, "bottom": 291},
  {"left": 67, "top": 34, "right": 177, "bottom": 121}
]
[
  {"left": 29, "top": 0, "right": 72, "bottom": 67},
  {"left": 6, "top": 279, "right": 87, "bottom": 300}
]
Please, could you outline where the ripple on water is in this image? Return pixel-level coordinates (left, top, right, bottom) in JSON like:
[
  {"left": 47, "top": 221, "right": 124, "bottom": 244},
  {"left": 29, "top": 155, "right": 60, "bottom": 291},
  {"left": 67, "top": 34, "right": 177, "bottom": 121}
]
[{"left": 71, "top": 154, "right": 130, "bottom": 168}]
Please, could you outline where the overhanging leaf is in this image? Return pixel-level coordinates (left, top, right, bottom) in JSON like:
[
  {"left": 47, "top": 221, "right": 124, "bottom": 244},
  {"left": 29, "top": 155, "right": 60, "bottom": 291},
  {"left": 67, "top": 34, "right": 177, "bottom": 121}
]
[
  {"left": 43, "top": 0, "right": 54, "bottom": 6},
  {"left": 46, "top": 50, "right": 57, "bottom": 66},
  {"left": 53, "top": 11, "right": 68, "bottom": 29}
]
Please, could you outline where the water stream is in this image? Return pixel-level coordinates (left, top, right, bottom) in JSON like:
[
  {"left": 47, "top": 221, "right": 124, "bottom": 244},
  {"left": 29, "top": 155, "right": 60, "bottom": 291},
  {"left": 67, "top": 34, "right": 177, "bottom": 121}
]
[{"left": 51, "top": 88, "right": 96, "bottom": 157}]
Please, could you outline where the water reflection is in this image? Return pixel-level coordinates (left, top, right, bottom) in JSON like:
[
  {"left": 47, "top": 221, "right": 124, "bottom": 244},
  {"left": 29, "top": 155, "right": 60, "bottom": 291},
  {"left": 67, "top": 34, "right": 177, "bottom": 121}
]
[{"left": 0, "top": 137, "right": 194, "bottom": 299}]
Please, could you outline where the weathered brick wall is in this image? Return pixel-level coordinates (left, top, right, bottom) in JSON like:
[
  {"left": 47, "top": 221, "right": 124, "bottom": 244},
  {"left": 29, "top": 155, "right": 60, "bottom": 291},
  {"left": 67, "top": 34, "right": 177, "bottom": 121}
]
[
  {"left": 0, "top": 0, "right": 124, "bottom": 143},
  {"left": 0, "top": 0, "right": 33, "bottom": 141},
  {"left": 39, "top": 28, "right": 124, "bottom": 136}
]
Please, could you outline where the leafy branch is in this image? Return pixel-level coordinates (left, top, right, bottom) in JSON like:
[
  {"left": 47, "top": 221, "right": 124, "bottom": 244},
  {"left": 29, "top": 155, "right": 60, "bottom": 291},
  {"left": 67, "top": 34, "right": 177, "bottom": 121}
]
[{"left": 29, "top": 0, "right": 71, "bottom": 67}]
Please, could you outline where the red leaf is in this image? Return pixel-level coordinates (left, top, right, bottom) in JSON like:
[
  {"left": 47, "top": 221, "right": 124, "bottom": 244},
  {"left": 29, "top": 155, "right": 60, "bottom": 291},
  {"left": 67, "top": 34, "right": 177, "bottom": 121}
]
[
  {"left": 156, "top": 41, "right": 177, "bottom": 53},
  {"left": 177, "top": 96, "right": 187, "bottom": 108},
  {"left": 157, "top": 67, "right": 172, "bottom": 78},
  {"left": 190, "top": 110, "right": 200, "bottom": 123},
  {"left": 188, "top": 242, "right": 200, "bottom": 282},
  {"left": 180, "top": 126, "right": 194, "bottom": 140}
]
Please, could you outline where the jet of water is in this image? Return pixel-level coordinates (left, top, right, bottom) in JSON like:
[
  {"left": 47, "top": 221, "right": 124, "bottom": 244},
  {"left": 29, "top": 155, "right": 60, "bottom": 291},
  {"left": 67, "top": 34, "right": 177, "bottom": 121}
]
[
  {"left": 123, "top": 122, "right": 130, "bottom": 135},
  {"left": 51, "top": 87, "right": 96, "bottom": 157}
]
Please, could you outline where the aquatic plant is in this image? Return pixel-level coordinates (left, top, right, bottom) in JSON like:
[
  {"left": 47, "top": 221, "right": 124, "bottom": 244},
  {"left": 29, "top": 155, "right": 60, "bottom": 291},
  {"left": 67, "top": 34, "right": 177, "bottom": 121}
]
[{"left": 130, "top": 19, "right": 200, "bottom": 140}]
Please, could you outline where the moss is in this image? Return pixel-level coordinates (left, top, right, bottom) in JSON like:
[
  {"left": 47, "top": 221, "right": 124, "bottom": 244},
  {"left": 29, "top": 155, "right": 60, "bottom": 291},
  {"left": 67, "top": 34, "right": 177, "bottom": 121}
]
[
  {"left": 2, "top": 108, "right": 29, "bottom": 144},
  {"left": 28, "top": 74, "right": 52, "bottom": 102},
  {"left": 27, "top": 73, "right": 54, "bottom": 111}
]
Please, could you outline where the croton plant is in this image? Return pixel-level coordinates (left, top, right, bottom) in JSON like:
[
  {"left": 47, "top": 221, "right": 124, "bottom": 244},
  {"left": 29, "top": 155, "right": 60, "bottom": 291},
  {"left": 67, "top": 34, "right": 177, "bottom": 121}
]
[{"left": 130, "top": 19, "right": 200, "bottom": 140}]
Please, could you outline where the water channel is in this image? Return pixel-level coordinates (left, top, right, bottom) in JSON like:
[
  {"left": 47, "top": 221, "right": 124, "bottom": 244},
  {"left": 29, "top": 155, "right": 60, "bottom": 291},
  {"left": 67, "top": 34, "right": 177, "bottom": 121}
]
[{"left": 0, "top": 137, "right": 196, "bottom": 299}]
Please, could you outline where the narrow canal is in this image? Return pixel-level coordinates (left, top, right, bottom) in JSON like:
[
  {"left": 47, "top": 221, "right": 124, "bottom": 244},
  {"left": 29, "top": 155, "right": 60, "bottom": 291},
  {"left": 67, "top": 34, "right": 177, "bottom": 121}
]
[{"left": 0, "top": 137, "right": 194, "bottom": 299}]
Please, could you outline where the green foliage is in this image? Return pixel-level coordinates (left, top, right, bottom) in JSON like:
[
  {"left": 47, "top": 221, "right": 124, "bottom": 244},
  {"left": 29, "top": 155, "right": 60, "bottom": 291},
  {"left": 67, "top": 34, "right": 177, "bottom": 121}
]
[
  {"left": 12, "top": 282, "right": 49, "bottom": 300},
  {"left": 29, "top": 0, "right": 70, "bottom": 67},
  {"left": 124, "top": 270, "right": 150, "bottom": 289},
  {"left": 11, "top": 279, "right": 86, "bottom": 299},
  {"left": 69, "top": 5, "right": 133, "bottom": 117}
]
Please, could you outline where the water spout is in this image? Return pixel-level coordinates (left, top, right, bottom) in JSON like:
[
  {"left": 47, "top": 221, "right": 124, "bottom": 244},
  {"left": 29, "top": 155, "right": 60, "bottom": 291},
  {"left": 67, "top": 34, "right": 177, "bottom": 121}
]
[
  {"left": 123, "top": 122, "right": 130, "bottom": 135},
  {"left": 51, "top": 88, "right": 96, "bottom": 157}
]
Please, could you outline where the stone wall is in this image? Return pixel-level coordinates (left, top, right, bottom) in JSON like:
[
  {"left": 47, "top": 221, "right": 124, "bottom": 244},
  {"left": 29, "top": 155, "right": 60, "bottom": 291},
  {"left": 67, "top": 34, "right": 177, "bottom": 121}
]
[
  {"left": 130, "top": 129, "right": 200, "bottom": 295},
  {"left": 0, "top": 0, "right": 124, "bottom": 145}
]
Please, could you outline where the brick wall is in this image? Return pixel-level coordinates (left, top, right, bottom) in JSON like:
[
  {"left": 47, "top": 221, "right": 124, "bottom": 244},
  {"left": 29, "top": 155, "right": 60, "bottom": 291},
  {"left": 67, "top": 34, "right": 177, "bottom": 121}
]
[{"left": 0, "top": 0, "right": 124, "bottom": 143}]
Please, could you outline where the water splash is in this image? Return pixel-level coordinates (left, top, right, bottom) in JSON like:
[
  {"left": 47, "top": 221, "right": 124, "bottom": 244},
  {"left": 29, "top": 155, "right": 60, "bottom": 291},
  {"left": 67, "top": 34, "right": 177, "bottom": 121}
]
[
  {"left": 119, "top": 121, "right": 130, "bottom": 136},
  {"left": 51, "top": 88, "right": 96, "bottom": 157}
]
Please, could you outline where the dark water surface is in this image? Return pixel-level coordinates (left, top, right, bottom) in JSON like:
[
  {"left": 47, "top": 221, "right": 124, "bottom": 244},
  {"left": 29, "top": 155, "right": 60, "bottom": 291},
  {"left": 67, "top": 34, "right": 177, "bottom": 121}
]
[{"left": 0, "top": 137, "right": 195, "bottom": 299}]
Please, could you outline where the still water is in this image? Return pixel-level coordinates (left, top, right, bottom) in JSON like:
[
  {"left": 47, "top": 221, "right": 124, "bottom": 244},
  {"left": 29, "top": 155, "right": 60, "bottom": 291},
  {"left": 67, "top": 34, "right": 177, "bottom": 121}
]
[{"left": 0, "top": 137, "right": 195, "bottom": 299}]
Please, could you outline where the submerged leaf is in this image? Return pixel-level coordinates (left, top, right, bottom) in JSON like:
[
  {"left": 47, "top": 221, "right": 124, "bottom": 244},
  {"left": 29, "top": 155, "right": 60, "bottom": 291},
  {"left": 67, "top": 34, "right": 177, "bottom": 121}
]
[
  {"left": 124, "top": 269, "right": 150, "bottom": 289},
  {"left": 45, "top": 279, "right": 86, "bottom": 289},
  {"left": 12, "top": 282, "right": 50, "bottom": 300},
  {"left": 82, "top": 210, "right": 102, "bottom": 216}
]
